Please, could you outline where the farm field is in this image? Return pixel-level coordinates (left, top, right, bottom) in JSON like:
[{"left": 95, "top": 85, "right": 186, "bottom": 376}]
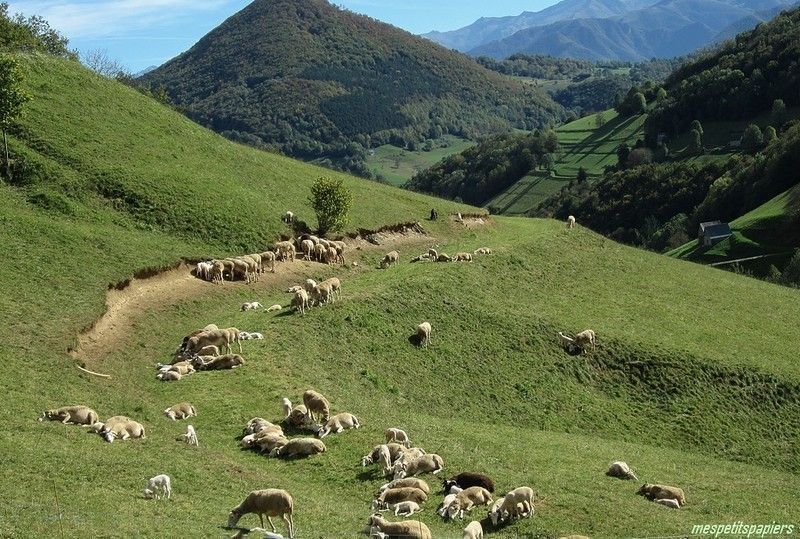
[
  {"left": 364, "top": 136, "right": 475, "bottom": 187},
  {"left": 2, "top": 52, "right": 799, "bottom": 538}
]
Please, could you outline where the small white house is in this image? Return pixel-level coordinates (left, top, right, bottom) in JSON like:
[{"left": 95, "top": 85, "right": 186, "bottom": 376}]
[{"left": 698, "top": 221, "right": 732, "bottom": 247}]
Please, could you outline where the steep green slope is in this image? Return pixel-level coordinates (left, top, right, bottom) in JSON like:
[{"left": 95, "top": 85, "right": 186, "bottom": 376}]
[{"left": 141, "top": 0, "right": 563, "bottom": 176}]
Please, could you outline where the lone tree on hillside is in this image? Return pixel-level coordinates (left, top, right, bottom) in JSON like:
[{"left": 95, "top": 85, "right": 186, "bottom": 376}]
[
  {"left": 0, "top": 54, "right": 31, "bottom": 180},
  {"left": 309, "top": 177, "right": 352, "bottom": 235},
  {"left": 689, "top": 129, "right": 703, "bottom": 155},
  {"left": 741, "top": 124, "right": 764, "bottom": 152}
]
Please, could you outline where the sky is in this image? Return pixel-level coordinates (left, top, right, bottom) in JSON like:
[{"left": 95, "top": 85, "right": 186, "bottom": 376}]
[{"left": 7, "top": 0, "right": 560, "bottom": 72}]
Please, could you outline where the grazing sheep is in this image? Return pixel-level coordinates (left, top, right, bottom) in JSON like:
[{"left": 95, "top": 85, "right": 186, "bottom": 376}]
[
  {"left": 388, "top": 501, "right": 422, "bottom": 517},
  {"left": 260, "top": 251, "right": 277, "bottom": 273},
  {"left": 301, "top": 239, "right": 314, "bottom": 260},
  {"left": 312, "top": 242, "right": 326, "bottom": 262},
  {"left": 242, "top": 302, "right": 262, "bottom": 312},
  {"left": 275, "top": 241, "right": 296, "bottom": 262},
  {"left": 195, "top": 353, "right": 245, "bottom": 370},
  {"left": 157, "top": 371, "right": 182, "bottom": 381},
  {"left": 228, "top": 489, "right": 294, "bottom": 538},
  {"left": 176, "top": 424, "right": 199, "bottom": 446},
  {"left": 443, "top": 472, "right": 495, "bottom": 493},
  {"left": 196, "top": 261, "right": 213, "bottom": 280},
  {"left": 291, "top": 289, "right": 310, "bottom": 314},
  {"left": 436, "top": 253, "right": 452, "bottom": 262},
  {"left": 285, "top": 405, "right": 310, "bottom": 428},
  {"left": 302, "top": 390, "right": 330, "bottom": 423},
  {"left": 447, "top": 487, "right": 493, "bottom": 519},
  {"left": 270, "top": 437, "right": 325, "bottom": 458},
  {"left": 636, "top": 484, "right": 686, "bottom": 507},
  {"left": 378, "top": 445, "right": 393, "bottom": 477},
  {"left": 416, "top": 322, "right": 431, "bottom": 349},
  {"left": 379, "top": 478, "right": 430, "bottom": 495},
  {"left": 367, "top": 514, "right": 431, "bottom": 539},
  {"left": 372, "top": 487, "right": 428, "bottom": 511},
  {"left": 267, "top": 304, "right": 282, "bottom": 312},
  {"left": 492, "top": 487, "right": 534, "bottom": 525},
  {"left": 142, "top": 474, "right": 171, "bottom": 500},
  {"left": 281, "top": 398, "right": 292, "bottom": 418},
  {"left": 463, "top": 521, "right": 483, "bottom": 539},
  {"left": 655, "top": 498, "right": 681, "bottom": 509},
  {"left": 101, "top": 416, "right": 146, "bottom": 443},
  {"left": 385, "top": 428, "right": 412, "bottom": 448},
  {"left": 574, "top": 329, "right": 596, "bottom": 353},
  {"left": 454, "top": 252, "right": 473, "bottom": 262},
  {"left": 380, "top": 251, "right": 400, "bottom": 269},
  {"left": 567, "top": 215, "right": 576, "bottom": 229},
  {"left": 315, "top": 412, "right": 360, "bottom": 438},
  {"left": 362, "top": 443, "right": 401, "bottom": 467},
  {"left": 164, "top": 402, "right": 197, "bottom": 421},
  {"left": 303, "top": 279, "right": 317, "bottom": 295},
  {"left": 473, "top": 247, "right": 492, "bottom": 255},
  {"left": 38, "top": 405, "right": 98, "bottom": 426},
  {"left": 606, "top": 461, "right": 638, "bottom": 481},
  {"left": 185, "top": 329, "right": 235, "bottom": 355},
  {"left": 210, "top": 260, "right": 225, "bottom": 282},
  {"left": 393, "top": 454, "right": 444, "bottom": 479}
]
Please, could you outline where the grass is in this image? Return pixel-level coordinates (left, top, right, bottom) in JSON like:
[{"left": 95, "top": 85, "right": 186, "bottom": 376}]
[
  {"left": 364, "top": 136, "right": 474, "bottom": 187},
  {"left": 2, "top": 52, "right": 799, "bottom": 537}
]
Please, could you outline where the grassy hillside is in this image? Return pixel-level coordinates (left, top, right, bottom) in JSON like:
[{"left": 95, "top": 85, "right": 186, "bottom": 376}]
[
  {"left": 364, "top": 136, "right": 474, "bottom": 187},
  {"left": 141, "top": 0, "right": 563, "bottom": 177}
]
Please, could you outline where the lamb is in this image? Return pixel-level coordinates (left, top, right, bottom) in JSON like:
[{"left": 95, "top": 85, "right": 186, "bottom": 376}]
[
  {"left": 443, "top": 472, "right": 495, "bottom": 493},
  {"left": 269, "top": 437, "right": 325, "bottom": 458},
  {"left": 606, "top": 461, "right": 638, "bottom": 481},
  {"left": 388, "top": 501, "right": 422, "bottom": 517},
  {"left": 38, "top": 405, "right": 99, "bottom": 426},
  {"left": 636, "top": 484, "right": 686, "bottom": 507},
  {"left": 567, "top": 215, "right": 576, "bottom": 229},
  {"left": 282, "top": 211, "right": 295, "bottom": 224},
  {"left": 454, "top": 252, "right": 473, "bottom": 262},
  {"left": 164, "top": 402, "right": 197, "bottom": 421},
  {"left": 242, "top": 302, "right": 262, "bottom": 312},
  {"left": 380, "top": 251, "right": 400, "bottom": 269},
  {"left": 227, "top": 489, "right": 294, "bottom": 538},
  {"left": 410, "top": 254, "right": 430, "bottom": 263},
  {"left": 243, "top": 332, "right": 264, "bottom": 340},
  {"left": 253, "top": 432, "right": 289, "bottom": 454},
  {"left": 393, "top": 454, "right": 444, "bottom": 479},
  {"left": 473, "top": 247, "right": 492, "bottom": 255},
  {"left": 438, "top": 493, "right": 459, "bottom": 517},
  {"left": 281, "top": 398, "right": 292, "bottom": 418},
  {"left": 157, "top": 371, "right": 182, "bottom": 381},
  {"left": 291, "top": 289, "right": 310, "bottom": 315},
  {"left": 462, "top": 521, "right": 483, "bottom": 539},
  {"left": 303, "top": 279, "right": 317, "bottom": 295},
  {"left": 372, "top": 487, "right": 428, "bottom": 511},
  {"left": 385, "top": 428, "right": 412, "bottom": 448},
  {"left": 655, "top": 498, "right": 681, "bottom": 509},
  {"left": 160, "top": 361, "right": 195, "bottom": 376},
  {"left": 196, "top": 261, "right": 213, "bottom": 280},
  {"left": 314, "top": 412, "right": 360, "bottom": 438},
  {"left": 367, "top": 514, "right": 431, "bottom": 539},
  {"left": 492, "top": 486, "right": 534, "bottom": 525},
  {"left": 142, "top": 474, "right": 171, "bottom": 500},
  {"left": 285, "top": 405, "right": 309, "bottom": 428},
  {"left": 416, "top": 322, "right": 431, "bottom": 349},
  {"left": 196, "top": 353, "right": 245, "bottom": 370},
  {"left": 574, "top": 329, "right": 596, "bottom": 353},
  {"left": 302, "top": 390, "right": 330, "bottom": 422},
  {"left": 176, "top": 424, "right": 199, "bottom": 446},
  {"left": 378, "top": 445, "right": 393, "bottom": 477},
  {"left": 379, "top": 478, "right": 430, "bottom": 495},
  {"left": 267, "top": 304, "right": 282, "bottom": 312},
  {"left": 446, "top": 487, "right": 493, "bottom": 519},
  {"left": 101, "top": 416, "right": 146, "bottom": 443},
  {"left": 362, "top": 443, "right": 402, "bottom": 467}
]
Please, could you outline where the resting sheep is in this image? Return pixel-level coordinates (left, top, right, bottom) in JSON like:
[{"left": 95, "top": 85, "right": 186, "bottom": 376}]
[
  {"left": 267, "top": 304, "right": 282, "bottom": 312},
  {"left": 285, "top": 405, "right": 309, "bottom": 428},
  {"left": 385, "top": 428, "right": 412, "bottom": 448},
  {"left": 367, "top": 514, "right": 431, "bottom": 539},
  {"left": 436, "top": 253, "right": 452, "bottom": 262},
  {"left": 142, "top": 474, "right": 171, "bottom": 500},
  {"left": 454, "top": 252, "right": 473, "bottom": 262},
  {"left": 157, "top": 370, "right": 182, "bottom": 381},
  {"left": 38, "top": 405, "right": 98, "bottom": 426},
  {"left": 228, "top": 489, "right": 294, "bottom": 538},
  {"left": 242, "top": 302, "right": 262, "bottom": 312},
  {"left": 195, "top": 353, "right": 245, "bottom": 370},
  {"left": 100, "top": 416, "right": 146, "bottom": 443},
  {"left": 269, "top": 437, "right": 325, "bottom": 458},
  {"left": 637, "top": 484, "right": 686, "bottom": 507},
  {"left": 245, "top": 418, "right": 275, "bottom": 435},
  {"left": 314, "top": 412, "right": 360, "bottom": 438},
  {"left": 463, "top": 521, "right": 483, "bottom": 539},
  {"left": 379, "top": 478, "right": 430, "bottom": 495},
  {"left": 303, "top": 390, "right": 330, "bottom": 423},
  {"left": 164, "top": 402, "right": 197, "bottom": 421},
  {"left": 655, "top": 498, "right": 681, "bottom": 509},
  {"left": 416, "top": 322, "right": 431, "bottom": 349},
  {"left": 446, "top": 487, "right": 493, "bottom": 519},
  {"left": 372, "top": 487, "right": 428, "bottom": 511},
  {"left": 393, "top": 454, "right": 444, "bottom": 479},
  {"left": 387, "top": 501, "right": 422, "bottom": 517},
  {"left": 443, "top": 472, "right": 495, "bottom": 494},
  {"left": 473, "top": 247, "right": 492, "bottom": 255},
  {"left": 606, "top": 461, "right": 637, "bottom": 481}
]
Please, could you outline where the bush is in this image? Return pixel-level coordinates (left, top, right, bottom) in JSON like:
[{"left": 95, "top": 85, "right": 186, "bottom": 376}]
[{"left": 309, "top": 177, "right": 352, "bottom": 235}]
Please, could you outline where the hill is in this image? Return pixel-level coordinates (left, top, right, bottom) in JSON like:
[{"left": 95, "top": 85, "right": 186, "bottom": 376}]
[
  {"left": 468, "top": 0, "right": 799, "bottom": 61},
  {"left": 140, "top": 0, "right": 563, "bottom": 177}
]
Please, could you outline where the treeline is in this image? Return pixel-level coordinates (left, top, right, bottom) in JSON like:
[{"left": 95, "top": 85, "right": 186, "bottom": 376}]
[
  {"left": 0, "top": 3, "right": 73, "bottom": 58},
  {"left": 405, "top": 130, "right": 558, "bottom": 205},
  {"left": 646, "top": 7, "right": 800, "bottom": 140}
]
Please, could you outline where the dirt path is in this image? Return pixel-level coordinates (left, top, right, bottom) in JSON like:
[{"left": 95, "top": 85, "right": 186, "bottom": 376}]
[{"left": 72, "top": 225, "right": 436, "bottom": 369}]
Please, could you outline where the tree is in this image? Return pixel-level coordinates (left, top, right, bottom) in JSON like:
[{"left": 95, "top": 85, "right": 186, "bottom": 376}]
[
  {"left": 81, "top": 49, "right": 127, "bottom": 78},
  {"left": 741, "top": 124, "right": 763, "bottom": 152},
  {"left": 616, "top": 143, "right": 630, "bottom": 170},
  {"left": 576, "top": 167, "right": 588, "bottom": 183},
  {"left": 0, "top": 54, "right": 31, "bottom": 180},
  {"left": 594, "top": 111, "right": 606, "bottom": 128},
  {"left": 627, "top": 147, "right": 653, "bottom": 167},
  {"left": 689, "top": 129, "right": 703, "bottom": 154},
  {"left": 656, "top": 87, "right": 667, "bottom": 101},
  {"left": 309, "top": 177, "right": 352, "bottom": 235},
  {"left": 764, "top": 125, "right": 777, "bottom": 145},
  {"left": 772, "top": 99, "right": 787, "bottom": 126},
  {"left": 690, "top": 120, "right": 704, "bottom": 137}
]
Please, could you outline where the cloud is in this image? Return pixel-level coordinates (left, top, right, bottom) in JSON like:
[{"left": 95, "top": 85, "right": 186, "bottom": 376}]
[{"left": 8, "top": 0, "right": 243, "bottom": 39}]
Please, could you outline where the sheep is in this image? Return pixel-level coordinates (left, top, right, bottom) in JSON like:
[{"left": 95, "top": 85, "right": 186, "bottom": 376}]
[
  {"left": 444, "top": 484, "right": 464, "bottom": 495},
  {"left": 142, "top": 474, "right": 171, "bottom": 500},
  {"left": 410, "top": 254, "right": 430, "bottom": 263},
  {"left": 282, "top": 211, "right": 295, "bottom": 224},
  {"left": 416, "top": 322, "right": 431, "bottom": 349},
  {"left": 473, "top": 247, "right": 492, "bottom": 255},
  {"left": 395, "top": 447, "right": 426, "bottom": 467},
  {"left": 378, "top": 445, "right": 393, "bottom": 477},
  {"left": 281, "top": 398, "right": 292, "bottom": 418},
  {"left": 380, "top": 251, "right": 400, "bottom": 269},
  {"left": 254, "top": 433, "right": 288, "bottom": 454},
  {"left": 160, "top": 361, "right": 195, "bottom": 376},
  {"left": 242, "top": 302, "right": 262, "bottom": 312},
  {"left": 38, "top": 405, "right": 99, "bottom": 426},
  {"left": 385, "top": 428, "right": 412, "bottom": 448},
  {"left": 454, "top": 252, "right": 473, "bottom": 262},
  {"left": 367, "top": 514, "right": 431, "bottom": 539},
  {"left": 185, "top": 329, "right": 235, "bottom": 355},
  {"left": 567, "top": 215, "right": 576, "bottom": 229},
  {"left": 443, "top": 472, "right": 495, "bottom": 494},
  {"left": 228, "top": 258, "right": 251, "bottom": 283},
  {"left": 311, "top": 282, "right": 333, "bottom": 306},
  {"left": 285, "top": 405, "right": 309, "bottom": 428},
  {"left": 314, "top": 412, "right": 360, "bottom": 438},
  {"left": 291, "top": 289, "right": 310, "bottom": 315},
  {"left": 248, "top": 253, "right": 263, "bottom": 274},
  {"left": 243, "top": 332, "right": 264, "bottom": 340},
  {"left": 574, "top": 329, "right": 596, "bottom": 353},
  {"left": 388, "top": 501, "right": 422, "bottom": 517},
  {"left": 267, "top": 304, "right": 282, "bottom": 312},
  {"left": 302, "top": 390, "right": 330, "bottom": 422},
  {"left": 436, "top": 253, "right": 452, "bottom": 262},
  {"left": 301, "top": 239, "right": 314, "bottom": 260},
  {"left": 197, "top": 345, "right": 220, "bottom": 357},
  {"left": 157, "top": 370, "right": 182, "bottom": 381},
  {"left": 322, "top": 277, "right": 341, "bottom": 299},
  {"left": 269, "top": 437, "right": 325, "bottom": 458},
  {"left": 196, "top": 353, "right": 245, "bottom": 370},
  {"left": 379, "top": 478, "right": 430, "bottom": 495},
  {"left": 287, "top": 285, "right": 303, "bottom": 293},
  {"left": 260, "top": 251, "right": 277, "bottom": 273},
  {"left": 606, "top": 461, "right": 638, "bottom": 481},
  {"left": 196, "top": 261, "right": 213, "bottom": 280},
  {"left": 245, "top": 418, "right": 275, "bottom": 435},
  {"left": 492, "top": 486, "right": 534, "bottom": 525},
  {"left": 655, "top": 498, "right": 681, "bottom": 509},
  {"left": 427, "top": 248, "right": 438, "bottom": 260},
  {"left": 101, "top": 416, "right": 146, "bottom": 443},
  {"left": 164, "top": 402, "right": 197, "bottom": 421},
  {"left": 227, "top": 489, "right": 294, "bottom": 538},
  {"left": 557, "top": 331, "right": 576, "bottom": 349},
  {"left": 393, "top": 454, "right": 444, "bottom": 479},
  {"left": 222, "top": 327, "right": 244, "bottom": 353},
  {"left": 438, "top": 493, "right": 459, "bottom": 517},
  {"left": 231, "top": 528, "right": 288, "bottom": 539},
  {"left": 372, "top": 487, "right": 428, "bottom": 511},
  {"left": 462, "top": 521, "right": 483, "bottom": 539},
  {"left": 275, "top": 241, "right": 296, "bottom": 262},
  {"left": 241, "top": 256, "right": 260, "bottom": 282},
  {"left": 636, "top": 484, "right": 686, "bottom": 507},
  {"left": 210, "top": 260, "right": 225, "bottom": 282},
  {"left": 362, "top": 443, "right": 404, "bottom": 467},
  {"left": 240, "top": 426, "right": 284, "bottom": 449},
  {"left": 313, "top": 243, "right": 326, "bottom": 262},
  {"left": 446, "top": 487, "right": 493, "bottom": 519},
  {"left": 176, "top": 424, "right": 199, "bottom": 446}
]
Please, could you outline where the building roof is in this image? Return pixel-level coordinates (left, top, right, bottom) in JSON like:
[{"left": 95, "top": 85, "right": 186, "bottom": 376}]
[{"left": 699, "top": 221, "right": 732, "bottom": 237}]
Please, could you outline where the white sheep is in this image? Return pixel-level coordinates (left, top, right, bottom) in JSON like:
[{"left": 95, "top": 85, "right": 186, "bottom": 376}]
[
  {"left": 301, "top": 239, "right": 314, "bottom": 260},
  {"left": 281, "top": 398, "right": 292, "bottom": 418},
  {"left": 291, "top": 289, "right": 310, "bottom": 315},
  {"left": 38, "top": 405, "right": 99, "bottom": 426},
  {"left": 454, "top": 252, "right": 473, "bottom": 262},
  {"left": 393, "top": 454, "right": 444, "bottom": 479},
  {"left": 269, "top": 437, "right": 325, "bottom": 458},
  {"left": 266, "top": 304, "right": 282, "bottom": 312},
  {"left": 574, "top": 329, "right": 596, "bottom": 353},
  {"left": 380, "top": 250, "right": 400, "bottom": 269},
  {"left": 142, "top": 474, "right": 171, "bottom": 500},
  {"left": 492, "top": 486, "right": 534, "bottom": 525},
  {"left": 388, "top": 501, "right": 422, "bottom": 517},
  {"left": 101, "top": 416, "right": 146, "bottom": 443},
  {"left": 303, "top": 390, "right": 330, "bottom": 422},
  {"left": 385, "top": 427, "right": 412, "bottom": 448},
  {"left": 242, "top": 302, "right": 262, "bottom": 312},
  {"left": 567, "top": 215, "right": 576, "bottom": 229},
  {"left": 164, "top": 402, "right": 197, "bottom": 421},
  {"left": 463, "top": 520, "right": 483, "bottom": 539},
  {"left": 315, "top": 412, "right": 360, "bottom": 438},
  {"left": 176, "top": 424, "right": 198, "bottom": 446},
  {"left": 367, "top": 514, "right": 431, "bottom": 539},
  {"left": 439, "top": 493, "right": 459, "bottom": 517},
  {"left": 606, "top": 461, "right": 638, "bottom": 481},
  {"left": 379, "top": 478, "right": 430, "bottom": 495},
  {"left": 228, "top": 489, "right": 294, "bottom": 537},
  {"left": 282, "top": 211, "right": 295, "bottom": 224},
  {"left": 473, "top": 247, "right": 492, "bottom": 255},
  {"left": 655, "top": 498, "right": 681, "bottom": 509},
  {"left": 196, "top": 261, "right": 213, "bottom": 280},
  {"left": 447, "top": 487, "right": 493, "bottom": 519},
  {"left": 417, "top": 322, "right": 431, "bottom": 349}
]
